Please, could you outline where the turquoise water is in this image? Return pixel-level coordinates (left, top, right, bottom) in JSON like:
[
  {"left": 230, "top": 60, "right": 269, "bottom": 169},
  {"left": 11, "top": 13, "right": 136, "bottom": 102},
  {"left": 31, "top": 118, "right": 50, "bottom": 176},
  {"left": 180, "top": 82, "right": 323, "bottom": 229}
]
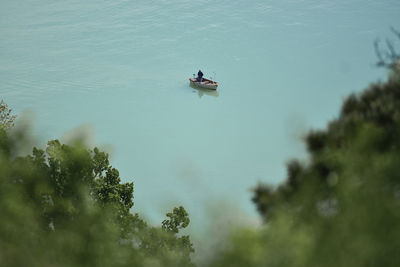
[{"left": 1, "top": 0, "right": 399, "bottom": 234}]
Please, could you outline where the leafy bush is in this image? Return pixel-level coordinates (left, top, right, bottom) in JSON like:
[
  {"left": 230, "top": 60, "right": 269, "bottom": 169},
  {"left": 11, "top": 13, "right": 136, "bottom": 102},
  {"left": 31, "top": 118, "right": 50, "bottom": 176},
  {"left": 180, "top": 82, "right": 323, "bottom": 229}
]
[
  {"left": 0, "top": 129, "right": 194, "bottom": 267},
  {"left": 212, "top": 68, "right": 400, "bottom": 267}
]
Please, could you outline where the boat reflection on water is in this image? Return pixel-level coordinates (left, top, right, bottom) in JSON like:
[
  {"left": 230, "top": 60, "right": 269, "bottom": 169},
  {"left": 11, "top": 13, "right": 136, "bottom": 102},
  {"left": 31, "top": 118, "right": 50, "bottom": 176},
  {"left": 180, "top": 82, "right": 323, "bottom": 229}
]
[{"left": 190, "top": 84, "right": 219, "bottom": 99}]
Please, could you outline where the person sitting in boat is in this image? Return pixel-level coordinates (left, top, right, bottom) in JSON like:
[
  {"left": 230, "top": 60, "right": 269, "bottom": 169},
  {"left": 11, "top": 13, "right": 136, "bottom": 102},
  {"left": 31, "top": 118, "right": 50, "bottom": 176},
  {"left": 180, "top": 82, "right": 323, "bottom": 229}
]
[{"left": 197, "top": 70, "right": 204, "bottom": 82}]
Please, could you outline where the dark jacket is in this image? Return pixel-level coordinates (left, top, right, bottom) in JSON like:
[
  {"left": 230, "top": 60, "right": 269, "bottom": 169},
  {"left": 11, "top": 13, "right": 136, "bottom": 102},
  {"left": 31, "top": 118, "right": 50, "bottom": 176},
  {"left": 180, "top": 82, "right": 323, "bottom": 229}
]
[{"left": 198, "top": 70, "right": 203, "bottom": 78}]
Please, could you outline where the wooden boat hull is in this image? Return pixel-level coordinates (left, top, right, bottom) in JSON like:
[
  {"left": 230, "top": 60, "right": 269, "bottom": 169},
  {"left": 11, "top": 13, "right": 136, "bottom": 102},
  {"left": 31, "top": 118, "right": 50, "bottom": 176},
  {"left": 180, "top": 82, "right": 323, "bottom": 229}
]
[{"left": 189, "top": 78, "right": 218, "bottom": 90}]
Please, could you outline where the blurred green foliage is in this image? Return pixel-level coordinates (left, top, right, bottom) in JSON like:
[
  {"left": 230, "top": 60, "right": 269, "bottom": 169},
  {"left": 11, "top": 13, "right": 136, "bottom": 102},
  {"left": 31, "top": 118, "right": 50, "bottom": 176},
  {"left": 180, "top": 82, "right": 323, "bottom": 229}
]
[
  {"left": 0, "top": 125, "right": 194, "bottom": 267},
  {"left": 0, "top": 99, "right": 17, "bottom": 130},
  {"left": 209, "top": 68, "right": 400, "bottom": 266}
]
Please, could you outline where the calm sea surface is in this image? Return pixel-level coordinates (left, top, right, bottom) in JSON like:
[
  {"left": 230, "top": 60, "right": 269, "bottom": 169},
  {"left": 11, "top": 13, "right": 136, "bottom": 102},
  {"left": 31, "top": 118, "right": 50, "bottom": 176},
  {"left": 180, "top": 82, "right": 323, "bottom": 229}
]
[{"left": 1, "top": 0, "right": 399, "bottom": 237}]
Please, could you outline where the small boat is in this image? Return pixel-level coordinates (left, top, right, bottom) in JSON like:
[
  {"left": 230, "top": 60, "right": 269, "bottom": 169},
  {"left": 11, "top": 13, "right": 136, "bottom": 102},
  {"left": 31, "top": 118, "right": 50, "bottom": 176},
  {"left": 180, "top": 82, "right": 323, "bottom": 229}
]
[{"left": 189, "top": 77, "right": 218, "bottom": 90}]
